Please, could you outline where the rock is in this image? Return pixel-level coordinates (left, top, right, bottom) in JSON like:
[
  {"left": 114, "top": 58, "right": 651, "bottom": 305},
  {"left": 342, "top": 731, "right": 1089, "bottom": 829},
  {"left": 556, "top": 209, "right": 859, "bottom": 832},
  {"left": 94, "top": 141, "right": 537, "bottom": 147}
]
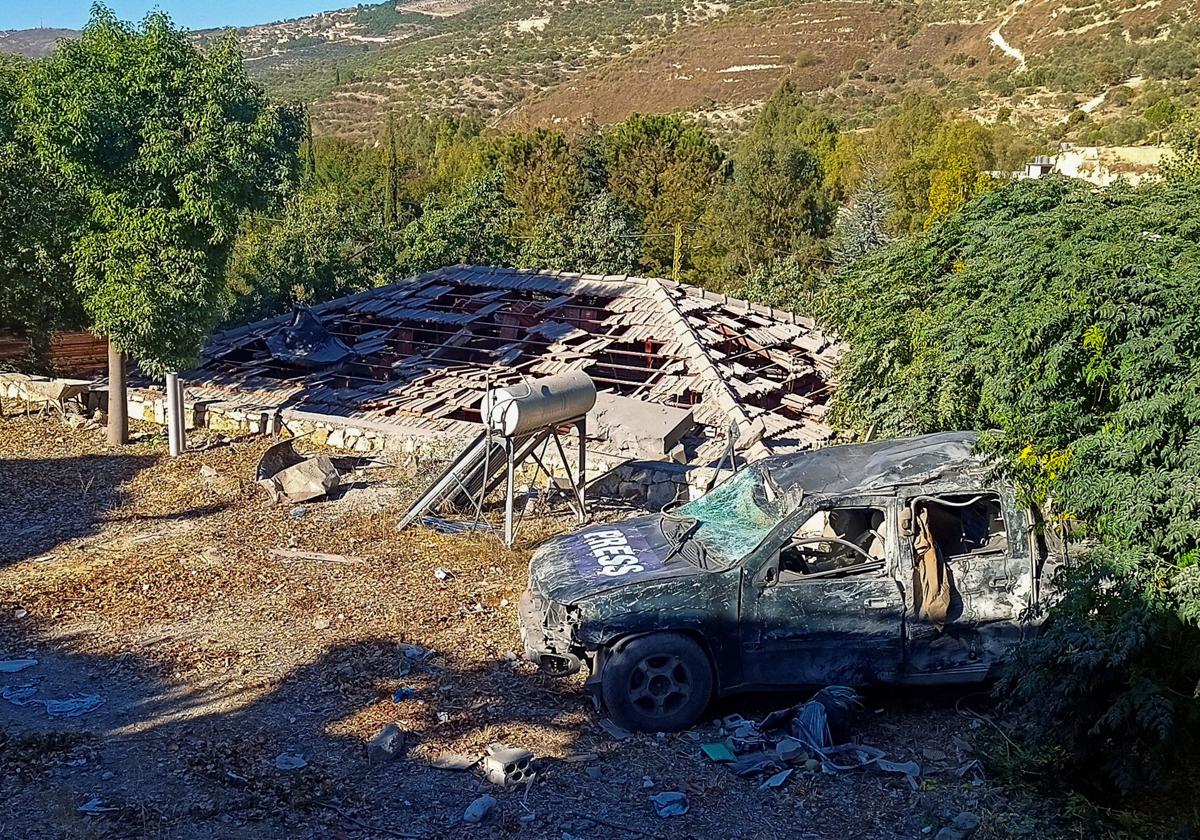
[
  {"left": 273, "top": 752, "right": 307, "bottom": 771},
  {"left": 199, "top": 465, "right": 218, "bottom": 478},
  {"left": 934, "top": 812, "right": 982, "bottom": 840},
  {"left": 803, "top": 758, "right": 821, "bottom": 772},
  {"left": 649, "top": 791, "right": 688, "bottom": 818},
  {"left": 367, "top": 723, "right": 404, "bottom": 766},
  {"left": 462, "top": 795, "right": 496, "bottom": 824}
]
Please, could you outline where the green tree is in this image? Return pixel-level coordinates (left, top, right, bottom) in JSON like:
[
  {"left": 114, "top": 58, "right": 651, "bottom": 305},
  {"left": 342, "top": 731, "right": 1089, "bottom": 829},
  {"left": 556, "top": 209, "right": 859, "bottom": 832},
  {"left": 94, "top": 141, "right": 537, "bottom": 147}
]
[
  {"left": 822, "top": 177, "right": 1200, "bottom": 798},
  {"left": 0, "top": 55, "right": 85, "bottom": 367},
  {"left": 602, "top": 114, "right": 724, "bottom": 275},
  {"left": 494, "top": 128, "right": 591, "bottom": 232},
  {"left": 23, "top": 7, "right": 302, "bottom": 443},
  {"left": 519, "top": 192, "right": 642, "bottom": 275},
  {"left": 225, "top": 187, "right": 399, "bottom": 326},
  {"left": 397, "top": 171, "right": 518, "bottom": 275}
]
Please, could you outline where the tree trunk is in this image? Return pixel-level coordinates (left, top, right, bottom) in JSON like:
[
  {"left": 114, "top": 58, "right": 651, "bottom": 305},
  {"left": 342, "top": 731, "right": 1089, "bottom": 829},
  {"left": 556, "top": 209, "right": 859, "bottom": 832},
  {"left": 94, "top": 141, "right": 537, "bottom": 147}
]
[{"left": 107, "top": 339, "right": 128, "bottom": 446}]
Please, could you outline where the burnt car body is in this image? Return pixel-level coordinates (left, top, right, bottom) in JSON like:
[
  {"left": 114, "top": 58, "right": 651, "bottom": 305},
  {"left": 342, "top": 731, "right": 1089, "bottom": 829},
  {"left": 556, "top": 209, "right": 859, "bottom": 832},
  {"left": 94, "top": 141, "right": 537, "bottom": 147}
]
[{"left": 519, "top": 432, "right": 1064, "bottom": 731}]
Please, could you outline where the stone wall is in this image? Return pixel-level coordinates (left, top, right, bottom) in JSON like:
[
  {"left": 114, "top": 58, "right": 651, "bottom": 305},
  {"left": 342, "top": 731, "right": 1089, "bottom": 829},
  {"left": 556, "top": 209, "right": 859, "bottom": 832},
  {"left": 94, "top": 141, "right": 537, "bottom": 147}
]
[{"left": 1, "top": 373, "right": 722, "bottom": 507}]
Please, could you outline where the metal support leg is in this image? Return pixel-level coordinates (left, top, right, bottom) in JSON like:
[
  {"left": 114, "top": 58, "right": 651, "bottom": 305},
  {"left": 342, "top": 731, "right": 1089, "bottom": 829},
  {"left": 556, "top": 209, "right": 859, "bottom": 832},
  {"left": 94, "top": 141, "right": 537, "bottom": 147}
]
[
  {"left": 504, "top": 437, "right": 516, "bottom": 547},
  {"left": 576, "top": 418, "right": 587, "bottom": 524},
  {"left": 175, "top": 376, "right": 187, "bottom": 454}
]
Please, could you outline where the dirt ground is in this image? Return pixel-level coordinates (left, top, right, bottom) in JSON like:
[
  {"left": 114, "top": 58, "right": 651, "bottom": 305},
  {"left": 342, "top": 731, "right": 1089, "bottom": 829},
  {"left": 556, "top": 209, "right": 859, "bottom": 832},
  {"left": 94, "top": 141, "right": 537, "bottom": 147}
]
[{"left": 0, "top": 405, "right": 1073, "bottom": 840}]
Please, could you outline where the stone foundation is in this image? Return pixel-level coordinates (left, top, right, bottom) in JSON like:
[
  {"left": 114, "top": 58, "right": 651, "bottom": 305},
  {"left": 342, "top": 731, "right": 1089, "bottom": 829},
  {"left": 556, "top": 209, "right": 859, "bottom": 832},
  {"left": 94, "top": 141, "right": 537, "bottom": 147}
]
[{"left": 1, "top": 373, "right": 725, "bottom": 506}]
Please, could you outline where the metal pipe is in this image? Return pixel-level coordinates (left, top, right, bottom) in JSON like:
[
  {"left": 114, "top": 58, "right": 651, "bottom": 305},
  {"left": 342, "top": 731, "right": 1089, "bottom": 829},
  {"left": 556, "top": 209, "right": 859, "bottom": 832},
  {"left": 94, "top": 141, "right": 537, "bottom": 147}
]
[{"left": 165, "top": 373, "right": 181, "bottom": 457}]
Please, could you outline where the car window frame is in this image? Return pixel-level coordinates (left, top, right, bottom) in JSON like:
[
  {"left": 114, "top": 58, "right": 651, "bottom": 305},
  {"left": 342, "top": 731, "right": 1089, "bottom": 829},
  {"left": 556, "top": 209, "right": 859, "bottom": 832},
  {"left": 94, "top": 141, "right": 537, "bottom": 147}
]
[{"left": 743, "top": 493, "right": 898, "bottom": 582}]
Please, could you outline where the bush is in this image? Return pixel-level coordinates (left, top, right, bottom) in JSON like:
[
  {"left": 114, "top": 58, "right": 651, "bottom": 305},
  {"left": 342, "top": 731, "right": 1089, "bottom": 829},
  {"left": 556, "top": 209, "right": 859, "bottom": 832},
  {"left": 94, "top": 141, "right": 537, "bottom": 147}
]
[{"left": 822, "top": 176, "right": 1200, "bottom": 797}]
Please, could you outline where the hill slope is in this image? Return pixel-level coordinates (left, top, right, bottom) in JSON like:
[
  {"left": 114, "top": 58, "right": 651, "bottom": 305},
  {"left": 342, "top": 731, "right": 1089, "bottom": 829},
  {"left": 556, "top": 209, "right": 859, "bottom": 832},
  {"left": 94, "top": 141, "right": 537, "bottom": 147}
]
[{"left": 2, "top": 0, "right": 1197, "bottom": 142}]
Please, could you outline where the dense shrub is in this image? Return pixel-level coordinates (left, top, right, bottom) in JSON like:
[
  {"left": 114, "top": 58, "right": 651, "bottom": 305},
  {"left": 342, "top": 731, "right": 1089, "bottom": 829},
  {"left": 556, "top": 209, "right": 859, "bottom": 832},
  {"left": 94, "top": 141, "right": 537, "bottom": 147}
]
[{"left": 822, "top": 176, "right": 1200, "bottom": 795}]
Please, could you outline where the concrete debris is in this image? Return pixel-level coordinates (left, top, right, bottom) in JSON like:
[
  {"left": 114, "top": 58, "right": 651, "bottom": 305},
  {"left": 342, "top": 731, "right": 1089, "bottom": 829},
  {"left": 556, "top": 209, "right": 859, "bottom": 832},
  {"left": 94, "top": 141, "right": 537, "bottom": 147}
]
[
  {"left": 935, "top": 811, "right": 982, "bottom": 840},
  {"left": 193, "top": 265, "right": 841, "bottom": 476},
  {"left": 462, "top": 794, "right": 497, "bottom": 824},
  {"left": 482, "top": 744, "right": 535, "bottom": 786},
  {"left": 649, "top": 791, "right": 688, "bottom": 818},
  {"left": 255, "top": 439, "right": 341, "bottom": 504},
  {"left": 199, "top": 465, "right": 218, "bottom": 478},
  {"left": 367, "top": 723, "right": 404, "bottom": 766}
]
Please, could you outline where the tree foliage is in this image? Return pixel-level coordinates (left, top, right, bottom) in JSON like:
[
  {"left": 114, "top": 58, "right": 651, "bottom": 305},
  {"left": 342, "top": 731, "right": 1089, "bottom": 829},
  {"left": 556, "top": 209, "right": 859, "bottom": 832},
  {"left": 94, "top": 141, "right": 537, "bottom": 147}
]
[
  {"left": 21, "top": 6, "right": 302, "bottom": 375},
  {"left": 519, "top": 192, "right": 642, "bottom": 275},
  {"left": 225, "top": 187, "right": 399, "bottom": 325},
  {"left": 0, "top": 55, "right": 85, "bottom": 363},
  {"left": 397, "top": 172, "right": 518, "bottom": 276},
  {"left": 822, "top": 176, "right": 1200, "bottom": 794}
]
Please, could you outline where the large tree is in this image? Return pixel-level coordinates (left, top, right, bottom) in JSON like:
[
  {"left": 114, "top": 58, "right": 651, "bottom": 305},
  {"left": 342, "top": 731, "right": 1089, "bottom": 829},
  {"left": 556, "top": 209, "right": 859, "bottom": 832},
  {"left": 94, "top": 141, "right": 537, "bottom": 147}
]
[
  {"left": 23, "top": 7, "right": 302, "bottom": 444},
  {"left": 0, "top": 55, "right": 84, "bottom": 365}
]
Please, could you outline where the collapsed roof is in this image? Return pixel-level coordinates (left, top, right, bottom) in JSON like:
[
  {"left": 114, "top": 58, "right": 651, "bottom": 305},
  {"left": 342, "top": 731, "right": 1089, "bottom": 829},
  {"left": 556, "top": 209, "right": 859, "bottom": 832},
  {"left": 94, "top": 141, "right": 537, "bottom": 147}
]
[{"left": 189, "top": 265, "right": 841, "bottom": 460}]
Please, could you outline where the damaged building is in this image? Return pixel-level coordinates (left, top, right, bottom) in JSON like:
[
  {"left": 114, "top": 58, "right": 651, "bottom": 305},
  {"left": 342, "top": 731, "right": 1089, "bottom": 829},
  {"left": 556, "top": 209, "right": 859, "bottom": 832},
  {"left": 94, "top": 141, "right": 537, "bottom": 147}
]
[{"left": 150, "top": 265, "right": 840, "bottom": 503}]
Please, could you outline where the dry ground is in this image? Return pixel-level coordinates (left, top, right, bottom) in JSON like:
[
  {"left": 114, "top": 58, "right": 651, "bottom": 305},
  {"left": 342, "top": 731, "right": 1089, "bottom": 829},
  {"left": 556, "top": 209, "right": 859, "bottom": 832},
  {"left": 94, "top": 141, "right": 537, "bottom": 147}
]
[{"left": 0, "top": 405, "right": 1069, "bottom": 839}]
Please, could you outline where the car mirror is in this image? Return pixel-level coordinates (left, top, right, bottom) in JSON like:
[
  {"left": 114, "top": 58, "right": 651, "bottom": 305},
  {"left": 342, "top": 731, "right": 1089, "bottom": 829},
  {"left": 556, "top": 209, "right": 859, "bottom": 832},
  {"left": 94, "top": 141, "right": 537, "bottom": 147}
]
[{"left": 761, "top": 564, "right": 778, "bottom": 587}]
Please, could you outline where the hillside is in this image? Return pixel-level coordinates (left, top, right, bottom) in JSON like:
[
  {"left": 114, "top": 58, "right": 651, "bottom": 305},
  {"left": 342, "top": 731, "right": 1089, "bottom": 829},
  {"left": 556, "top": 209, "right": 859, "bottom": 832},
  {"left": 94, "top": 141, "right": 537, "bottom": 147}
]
[{"left": 2, "top": 0, "right": 1197, "bottom": 143}]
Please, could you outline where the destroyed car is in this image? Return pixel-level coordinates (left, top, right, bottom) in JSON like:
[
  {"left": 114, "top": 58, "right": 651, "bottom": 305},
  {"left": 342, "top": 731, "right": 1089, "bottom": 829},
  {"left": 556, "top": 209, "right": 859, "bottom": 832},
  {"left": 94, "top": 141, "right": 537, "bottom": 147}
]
[{"left": 519, "top": 432, "right": 1067, "bottom": 732}]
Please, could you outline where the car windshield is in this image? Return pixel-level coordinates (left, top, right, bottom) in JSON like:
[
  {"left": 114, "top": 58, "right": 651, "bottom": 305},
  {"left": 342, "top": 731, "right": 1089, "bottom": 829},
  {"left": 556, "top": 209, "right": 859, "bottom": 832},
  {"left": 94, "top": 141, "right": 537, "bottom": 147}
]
[{"left": 671, "top": 463, "right": 802, "bottom": 566}]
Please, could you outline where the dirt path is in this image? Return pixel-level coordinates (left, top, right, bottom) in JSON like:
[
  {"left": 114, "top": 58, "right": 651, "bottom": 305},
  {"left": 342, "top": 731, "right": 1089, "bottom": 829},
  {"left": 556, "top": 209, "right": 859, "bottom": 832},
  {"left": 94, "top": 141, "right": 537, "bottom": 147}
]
[{"left": 0, "top": 409, "right": 1070, "bottom": 839}]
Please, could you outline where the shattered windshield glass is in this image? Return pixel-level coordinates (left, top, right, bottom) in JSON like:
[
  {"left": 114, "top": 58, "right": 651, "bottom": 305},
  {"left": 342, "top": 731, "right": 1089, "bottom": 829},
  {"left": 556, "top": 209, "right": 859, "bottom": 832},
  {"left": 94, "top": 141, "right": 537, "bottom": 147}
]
[{"left": 670, "top": 463, "right": 802, "bottom": 566}]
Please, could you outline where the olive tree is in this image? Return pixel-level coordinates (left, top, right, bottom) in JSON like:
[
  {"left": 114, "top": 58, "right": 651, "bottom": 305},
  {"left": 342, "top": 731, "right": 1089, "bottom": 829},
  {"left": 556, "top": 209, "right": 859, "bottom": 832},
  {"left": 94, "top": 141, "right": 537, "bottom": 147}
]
[{"left": 23, "top": 6, "right": 302, "bottom": 444}]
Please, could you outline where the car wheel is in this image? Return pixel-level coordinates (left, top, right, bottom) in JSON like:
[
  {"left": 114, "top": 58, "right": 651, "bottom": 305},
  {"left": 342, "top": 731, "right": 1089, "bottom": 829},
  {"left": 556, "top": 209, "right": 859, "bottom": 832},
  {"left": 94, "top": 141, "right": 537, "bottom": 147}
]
[{"left": 601, "top": 633, "right": 713, "bottom": 732}]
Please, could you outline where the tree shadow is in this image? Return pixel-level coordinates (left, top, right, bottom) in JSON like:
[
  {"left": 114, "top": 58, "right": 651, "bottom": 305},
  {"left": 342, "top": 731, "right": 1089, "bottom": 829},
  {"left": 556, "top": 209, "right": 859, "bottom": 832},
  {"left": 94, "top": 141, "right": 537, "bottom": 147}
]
[{"left": 0, "top": 453, "right": 159, "bottom": 567}]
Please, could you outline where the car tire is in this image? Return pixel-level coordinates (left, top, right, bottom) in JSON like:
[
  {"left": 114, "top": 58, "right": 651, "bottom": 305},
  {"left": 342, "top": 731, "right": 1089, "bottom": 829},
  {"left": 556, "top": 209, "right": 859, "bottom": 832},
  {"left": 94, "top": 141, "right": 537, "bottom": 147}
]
[{"left": 601, "top": 633, "right": 713, "bottom": 732}]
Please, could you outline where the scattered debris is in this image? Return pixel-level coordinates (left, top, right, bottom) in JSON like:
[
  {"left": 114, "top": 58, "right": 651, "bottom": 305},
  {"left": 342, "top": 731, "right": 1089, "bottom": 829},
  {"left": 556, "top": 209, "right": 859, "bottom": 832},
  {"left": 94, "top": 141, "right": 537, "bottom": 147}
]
[
  {"left": 482, "top": 744, "right": 535, "bottom": 786},
  {"left": 701, "top": 742, "right": 735, "bottom": 763},
  {"left": 255, "top": 439, "right": 340, "bottom": 504},
  {"left": 392, "top": 687, "right": 417, "bottom": 702},
  {"left": 265, "top": 306, "right": 354, "bottom": 370},
  {"left": 758, "top": 768, "right": 793, "bottom": 790},
  {"left": 2, "top": 685, "right": 104, "bottom": 717},
  {"left": 273, "top": 752, "right": 308, "bottom": 771},
  {"left": 598, "top": 719, "right": 633, "bottom": 741},
  {"left": 430, "top": 751, "right": 479, "bottom": 771},
  {"left": 397, "top": 643, "right": 435, "bottom": 663},
  {"left": 0, "top": 658, "right": 37, "bottom": 673},
  {"left": 198, "top": 465, "right": 218, "bottom": 478},
  {"left": 367, "top": 723, "right": 405, "bottom": 766},
  {"left": 649, "top": 791, "right": 688, "bottom": 818},
  {"left": 462, "top": 794, "right": 497, "bottom": 825},
  {"left": 78, "top": 798, "right": 118, "bottom": 815},
  {"left": 433, "top": 567, "right": 453, "bottom": 582}
]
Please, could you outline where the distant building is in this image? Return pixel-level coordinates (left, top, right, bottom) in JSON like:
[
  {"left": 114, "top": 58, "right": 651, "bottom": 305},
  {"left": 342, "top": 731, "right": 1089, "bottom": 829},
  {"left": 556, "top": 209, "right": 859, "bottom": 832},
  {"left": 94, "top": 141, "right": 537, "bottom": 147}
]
[{"left": 1006, "top": 145, "right": 1171, "bottom": 187}]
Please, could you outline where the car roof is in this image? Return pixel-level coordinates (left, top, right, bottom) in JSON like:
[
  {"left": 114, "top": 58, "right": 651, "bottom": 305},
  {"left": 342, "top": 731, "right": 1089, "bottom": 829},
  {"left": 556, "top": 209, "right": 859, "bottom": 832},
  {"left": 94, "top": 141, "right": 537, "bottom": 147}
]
[{"left": 762, "top": 431, "right": 984, "bottom": 498}]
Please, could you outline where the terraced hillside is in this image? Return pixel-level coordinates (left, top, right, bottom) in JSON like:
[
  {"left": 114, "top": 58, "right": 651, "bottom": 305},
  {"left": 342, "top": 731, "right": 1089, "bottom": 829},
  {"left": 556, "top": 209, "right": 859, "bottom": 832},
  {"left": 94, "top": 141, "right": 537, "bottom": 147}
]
[{"left": 3, "top": 0, "right": 1197, "bottom": 142}]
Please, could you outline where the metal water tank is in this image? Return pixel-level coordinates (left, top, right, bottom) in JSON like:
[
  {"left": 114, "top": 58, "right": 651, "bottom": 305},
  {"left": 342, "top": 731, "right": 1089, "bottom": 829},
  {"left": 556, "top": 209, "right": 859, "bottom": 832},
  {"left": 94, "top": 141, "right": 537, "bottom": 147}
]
[{"left": 481, "top": 371, "right": 597, "bottom": 437}]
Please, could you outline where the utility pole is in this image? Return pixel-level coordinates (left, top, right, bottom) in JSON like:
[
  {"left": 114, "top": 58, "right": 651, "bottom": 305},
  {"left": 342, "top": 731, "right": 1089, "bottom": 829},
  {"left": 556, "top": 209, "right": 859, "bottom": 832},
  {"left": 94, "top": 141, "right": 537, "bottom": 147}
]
[
  {"left": 106, "top": 339, "right": 128, "bottom": 446},
  {"left": 672, "top": 223, "right": 683, "bottom": 282}
]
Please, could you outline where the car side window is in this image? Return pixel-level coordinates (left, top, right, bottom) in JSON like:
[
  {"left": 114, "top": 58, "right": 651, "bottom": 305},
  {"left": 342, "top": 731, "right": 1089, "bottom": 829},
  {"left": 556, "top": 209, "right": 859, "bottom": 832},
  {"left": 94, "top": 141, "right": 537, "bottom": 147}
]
[
  {"left": 777, "top": 505, "right": 889, "bottom": 583},
  {"left": 910, "top": 493, "right": 1008, "bottom": 560}
]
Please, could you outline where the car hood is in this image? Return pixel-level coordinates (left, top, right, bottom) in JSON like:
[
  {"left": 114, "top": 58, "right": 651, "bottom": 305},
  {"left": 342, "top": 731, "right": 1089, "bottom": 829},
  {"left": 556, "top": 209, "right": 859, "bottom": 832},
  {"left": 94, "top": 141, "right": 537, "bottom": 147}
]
[{"left": 528, "top": 515, "right": 702, "bottom": 605}]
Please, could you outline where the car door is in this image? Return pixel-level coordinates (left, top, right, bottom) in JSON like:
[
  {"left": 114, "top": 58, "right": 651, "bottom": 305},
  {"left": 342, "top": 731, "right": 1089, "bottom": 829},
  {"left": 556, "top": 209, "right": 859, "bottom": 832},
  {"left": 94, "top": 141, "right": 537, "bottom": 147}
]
[
  {"left": 739, "top": 496, "right": 905, "bottom": 687},
  {"left": 899, "top": 487, "right": 1033, "bottom": 676}
]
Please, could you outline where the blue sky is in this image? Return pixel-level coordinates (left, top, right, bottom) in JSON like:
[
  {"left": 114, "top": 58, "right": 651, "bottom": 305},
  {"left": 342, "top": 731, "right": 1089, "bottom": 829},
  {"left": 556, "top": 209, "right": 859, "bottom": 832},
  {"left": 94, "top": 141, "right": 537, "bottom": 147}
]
[{"left": 1, "top": 1, "right": 347, "bottom": 31}]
